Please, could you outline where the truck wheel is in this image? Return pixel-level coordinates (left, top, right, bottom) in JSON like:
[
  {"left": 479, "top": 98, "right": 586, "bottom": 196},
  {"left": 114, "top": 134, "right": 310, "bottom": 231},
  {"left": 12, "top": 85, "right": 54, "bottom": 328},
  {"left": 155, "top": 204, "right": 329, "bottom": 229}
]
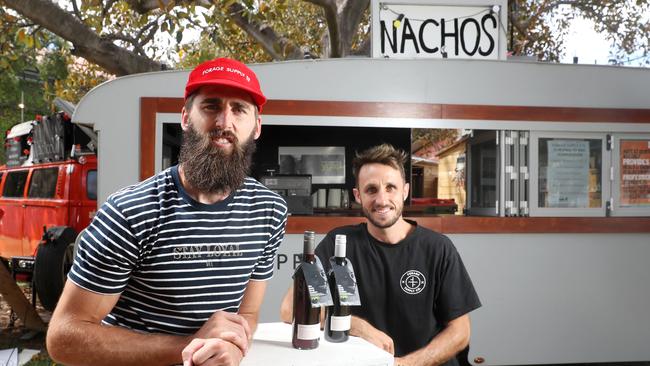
[{"left": 33, "top": 227, "right": 77, "bottom": 311}]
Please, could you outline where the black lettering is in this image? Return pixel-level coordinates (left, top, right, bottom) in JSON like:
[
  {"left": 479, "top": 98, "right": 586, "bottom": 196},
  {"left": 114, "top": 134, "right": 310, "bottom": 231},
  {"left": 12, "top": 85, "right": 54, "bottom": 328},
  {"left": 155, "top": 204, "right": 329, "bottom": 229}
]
[
  {"left": 277, "top": 254, "right": 287, "bottom": 270},
  {"left": 380, "top": 20, "right": 398, "bottom": 54},
  {"left": 293, "top": 254, "right": 302, "bottom": 270},
  {"left": 441, "top": 18, "right": 459, "bottom": 56},
  {"left": 400, "top": 18, "right": 419, "bottom": 53},
  {"left": 418, "top": 19, "right": 439, "bottom": 53},
  {"left": 460, "top": 18, "right": 480, "bottom": 55},
  {"left": 479, "top": 13, "right": 497, "bottom": 56}
]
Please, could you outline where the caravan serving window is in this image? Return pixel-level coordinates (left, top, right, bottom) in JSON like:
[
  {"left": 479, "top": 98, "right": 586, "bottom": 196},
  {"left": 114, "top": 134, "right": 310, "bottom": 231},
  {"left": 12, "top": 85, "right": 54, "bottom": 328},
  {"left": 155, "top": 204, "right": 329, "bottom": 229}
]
[{"left": 530, "top": 132, "right": 609, "bottom": 216}]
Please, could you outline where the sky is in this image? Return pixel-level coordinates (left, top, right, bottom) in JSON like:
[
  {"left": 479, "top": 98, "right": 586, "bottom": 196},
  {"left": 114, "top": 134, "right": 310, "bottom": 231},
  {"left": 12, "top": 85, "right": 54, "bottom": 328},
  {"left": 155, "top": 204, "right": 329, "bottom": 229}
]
[{"left": 560, "top": 17, "right": 613, "bottom": 65}]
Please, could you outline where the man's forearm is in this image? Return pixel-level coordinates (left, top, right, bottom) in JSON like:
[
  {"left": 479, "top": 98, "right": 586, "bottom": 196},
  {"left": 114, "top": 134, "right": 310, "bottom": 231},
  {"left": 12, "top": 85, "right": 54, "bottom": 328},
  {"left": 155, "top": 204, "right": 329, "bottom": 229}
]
[
  {"left": 395, "top": 315, "right": 470, "bottom": 366},
  {"left": 47, "top": 319, "right": 189, "bottom": 366}
]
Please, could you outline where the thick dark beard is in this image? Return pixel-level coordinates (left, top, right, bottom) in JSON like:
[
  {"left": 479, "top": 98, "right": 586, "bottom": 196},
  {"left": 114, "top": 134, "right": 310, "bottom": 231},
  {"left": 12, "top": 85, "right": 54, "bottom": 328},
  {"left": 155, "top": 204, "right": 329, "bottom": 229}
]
[
  {"left": 178, "top": 123, "right": 256, "bottom": 195},
  {"left": 362, "top": 204, "right": 402, "bottom": 229}
]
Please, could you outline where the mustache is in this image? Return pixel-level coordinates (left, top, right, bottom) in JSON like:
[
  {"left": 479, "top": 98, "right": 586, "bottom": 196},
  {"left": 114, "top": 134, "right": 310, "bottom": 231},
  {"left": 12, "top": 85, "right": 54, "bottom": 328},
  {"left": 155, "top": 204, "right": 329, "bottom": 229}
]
[{"left": 207, "top": 129, "right": 238, "bottom": 141}]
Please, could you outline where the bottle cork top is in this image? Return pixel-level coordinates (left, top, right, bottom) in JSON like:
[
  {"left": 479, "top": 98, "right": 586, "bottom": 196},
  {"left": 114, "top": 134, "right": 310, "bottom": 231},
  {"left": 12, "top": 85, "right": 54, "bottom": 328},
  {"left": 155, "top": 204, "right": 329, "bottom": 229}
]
[{"left": 334, "top": 234, "right": 346, "bottom": 258}]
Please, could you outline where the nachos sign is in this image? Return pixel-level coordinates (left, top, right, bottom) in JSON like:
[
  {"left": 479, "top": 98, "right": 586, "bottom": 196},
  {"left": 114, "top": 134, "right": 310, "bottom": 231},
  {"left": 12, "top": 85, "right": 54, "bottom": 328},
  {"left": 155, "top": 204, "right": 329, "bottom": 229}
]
[{"left": 371, "top": 0, "right": 507, "bottom": 60}]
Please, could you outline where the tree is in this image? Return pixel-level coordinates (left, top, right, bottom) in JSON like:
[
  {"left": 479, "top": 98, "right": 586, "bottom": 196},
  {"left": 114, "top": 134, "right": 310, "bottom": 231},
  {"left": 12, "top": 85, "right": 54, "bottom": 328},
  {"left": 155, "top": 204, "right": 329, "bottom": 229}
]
[
  {"left": 0, "top": 0, "right": 648, "bottom": 91},
  {"left": 508, "top": 0, "right": 650, "bottom": 64}
]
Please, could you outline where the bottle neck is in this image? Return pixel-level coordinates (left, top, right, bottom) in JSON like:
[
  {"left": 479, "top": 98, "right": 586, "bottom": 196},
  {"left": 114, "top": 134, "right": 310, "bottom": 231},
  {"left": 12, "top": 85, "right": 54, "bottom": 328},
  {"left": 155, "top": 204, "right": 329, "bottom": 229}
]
[
  {"left": 334, "top": 256, "right": 346, "bottom": 265},
  {"left": 303, "top": 253, "right": 315, "bottom": 263}
]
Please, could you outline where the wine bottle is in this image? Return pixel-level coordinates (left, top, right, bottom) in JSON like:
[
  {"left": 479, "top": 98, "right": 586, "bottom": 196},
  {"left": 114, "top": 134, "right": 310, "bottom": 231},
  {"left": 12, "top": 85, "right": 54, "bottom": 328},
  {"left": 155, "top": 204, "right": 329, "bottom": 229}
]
[
  {"left": 292, "top": 230, "right": 321, "bottom": 349},
  {"left": 324, "top": 234, "right": 351, "bottom": 342}
]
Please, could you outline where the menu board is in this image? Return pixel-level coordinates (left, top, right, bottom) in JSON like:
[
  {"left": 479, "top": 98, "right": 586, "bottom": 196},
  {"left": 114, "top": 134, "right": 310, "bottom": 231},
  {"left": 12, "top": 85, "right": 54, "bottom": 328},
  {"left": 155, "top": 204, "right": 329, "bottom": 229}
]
[
  {"left": 620, "top": 139, "right": 650, "bottom": 206},
  {"left": 546, "top": 140, "right": 590, "bottom": 207}
]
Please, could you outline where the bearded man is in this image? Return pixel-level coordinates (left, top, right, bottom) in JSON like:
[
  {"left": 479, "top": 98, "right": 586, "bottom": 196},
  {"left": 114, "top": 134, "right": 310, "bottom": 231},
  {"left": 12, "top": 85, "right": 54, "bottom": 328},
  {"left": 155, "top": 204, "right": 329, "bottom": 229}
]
[
  {"left": 281, "top": 144, "right": 480, "bottom": 366},
  {"left": 47, "top": 58, "right": 288, "bottom": 366}
]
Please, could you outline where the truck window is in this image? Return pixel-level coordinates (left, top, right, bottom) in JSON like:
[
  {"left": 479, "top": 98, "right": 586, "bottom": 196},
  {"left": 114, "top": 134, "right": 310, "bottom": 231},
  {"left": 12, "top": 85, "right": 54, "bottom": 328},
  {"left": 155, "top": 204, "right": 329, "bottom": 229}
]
[
  {"left": 2, "top": 171, "right": 29, "bottom": 198},
  {"left": 87, "top": 170, "right": 97, "bottom": 200},
  {"left": 27, "top": 167, "right": 59, "bottom": 199}
]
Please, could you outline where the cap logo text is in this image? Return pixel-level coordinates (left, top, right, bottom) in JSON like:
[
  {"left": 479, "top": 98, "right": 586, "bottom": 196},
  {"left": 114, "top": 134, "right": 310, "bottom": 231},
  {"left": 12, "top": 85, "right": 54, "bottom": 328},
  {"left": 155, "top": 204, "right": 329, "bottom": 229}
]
[{"left": 202, "top": 66, "right": 251, "bottom": 83}]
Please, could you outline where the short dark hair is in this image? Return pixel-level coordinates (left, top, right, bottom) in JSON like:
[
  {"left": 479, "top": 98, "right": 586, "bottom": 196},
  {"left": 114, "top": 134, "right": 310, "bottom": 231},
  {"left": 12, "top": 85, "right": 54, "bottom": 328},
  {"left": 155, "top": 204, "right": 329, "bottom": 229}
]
[
  {"left": 185, "top": 91, "right": 198, "bottom": 111},
  {"left": 352, "top": 144, "right": 407, "bottom": 186}
]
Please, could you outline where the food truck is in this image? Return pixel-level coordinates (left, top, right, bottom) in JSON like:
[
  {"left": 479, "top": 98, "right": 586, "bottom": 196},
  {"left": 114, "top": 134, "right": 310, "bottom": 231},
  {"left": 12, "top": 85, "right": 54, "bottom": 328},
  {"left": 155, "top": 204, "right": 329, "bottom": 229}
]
[
  {"left": 71, "top": 56, "right": 650, "bottom": 365},
  {"left": 65, "top": 1, "right": 650, "bottom": 364}
]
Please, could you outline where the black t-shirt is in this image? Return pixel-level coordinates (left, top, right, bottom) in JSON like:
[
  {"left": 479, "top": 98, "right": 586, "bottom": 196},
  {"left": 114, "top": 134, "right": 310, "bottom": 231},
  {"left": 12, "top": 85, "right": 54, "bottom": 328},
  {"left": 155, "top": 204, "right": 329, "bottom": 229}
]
[{"left": 315, "top": 221, "right": 481, "bottom": 361}]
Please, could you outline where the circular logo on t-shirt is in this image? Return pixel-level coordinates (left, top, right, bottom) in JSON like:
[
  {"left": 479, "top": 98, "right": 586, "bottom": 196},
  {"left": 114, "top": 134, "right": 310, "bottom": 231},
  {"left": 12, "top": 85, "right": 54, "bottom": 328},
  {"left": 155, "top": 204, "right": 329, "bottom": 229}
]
[{"left": 400, "top": 270, "right": 426, "bottom": 295}]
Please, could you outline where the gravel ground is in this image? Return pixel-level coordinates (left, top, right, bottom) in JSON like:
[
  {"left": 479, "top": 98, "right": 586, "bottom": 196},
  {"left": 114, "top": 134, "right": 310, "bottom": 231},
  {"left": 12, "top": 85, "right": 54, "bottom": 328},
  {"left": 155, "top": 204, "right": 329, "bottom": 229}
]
[{"left": 0, "top": 281, "right": 53, "bottom": 365}]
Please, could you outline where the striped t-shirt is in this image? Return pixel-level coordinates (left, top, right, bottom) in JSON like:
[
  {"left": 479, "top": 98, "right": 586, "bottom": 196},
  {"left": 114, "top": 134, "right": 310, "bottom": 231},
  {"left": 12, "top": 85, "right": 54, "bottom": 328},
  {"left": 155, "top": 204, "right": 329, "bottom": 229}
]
[{"left": 68, "top": 166, "right": 288, "bottom": 334}]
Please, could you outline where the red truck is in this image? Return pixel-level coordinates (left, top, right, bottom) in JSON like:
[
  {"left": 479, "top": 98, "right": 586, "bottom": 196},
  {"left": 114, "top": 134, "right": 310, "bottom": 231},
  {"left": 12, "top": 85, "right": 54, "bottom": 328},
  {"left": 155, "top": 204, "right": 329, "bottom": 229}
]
[{"left": 0, "top": 107, "right": 96, "bottom": 311}]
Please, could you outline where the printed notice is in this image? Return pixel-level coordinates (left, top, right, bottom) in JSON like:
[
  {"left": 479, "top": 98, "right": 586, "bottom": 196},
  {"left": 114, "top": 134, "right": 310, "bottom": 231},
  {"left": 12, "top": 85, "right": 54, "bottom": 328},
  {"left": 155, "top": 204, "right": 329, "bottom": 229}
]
[
  {"left": 620, "top": 140, "right": 650, "bottom": 206},
  {"left": 547, "top": 140, "right": 590, "bottom": 207}
]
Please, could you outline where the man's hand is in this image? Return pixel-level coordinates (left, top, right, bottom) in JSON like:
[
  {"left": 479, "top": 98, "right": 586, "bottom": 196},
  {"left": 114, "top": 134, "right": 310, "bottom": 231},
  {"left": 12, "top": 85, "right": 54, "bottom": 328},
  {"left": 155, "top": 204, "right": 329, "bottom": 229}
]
[
  {"left": 182, "top": 338, "right": 243, "bottom": 366},
  {"left": 193, "top": 311, "right": 251, "bottom": 355},
  {"left": 350, "top": 316, "right": 395, "bottom": 355}
]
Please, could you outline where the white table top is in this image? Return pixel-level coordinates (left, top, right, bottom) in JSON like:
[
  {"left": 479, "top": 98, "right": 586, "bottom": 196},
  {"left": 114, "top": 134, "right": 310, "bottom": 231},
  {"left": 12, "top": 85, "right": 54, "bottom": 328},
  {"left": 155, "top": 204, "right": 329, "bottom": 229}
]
[{"left": 241, "top": 322, "right": 394, "bottom": 366}]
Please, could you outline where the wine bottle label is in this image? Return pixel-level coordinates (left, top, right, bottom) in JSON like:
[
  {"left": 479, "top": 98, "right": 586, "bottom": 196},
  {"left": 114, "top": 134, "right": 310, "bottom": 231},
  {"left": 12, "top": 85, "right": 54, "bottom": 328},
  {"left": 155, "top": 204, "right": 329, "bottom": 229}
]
[
  {"left": 301, "top": 257, "right": 333, "bottom": 307},
  {"left": 297, "top": 323, "right": 321, "bottom": 340},
  {"left": 330, "top": 315, "right": 351, "bottom": 331},
  {"left": 329, "top": 258, "right": 361, "bottom": 306}
]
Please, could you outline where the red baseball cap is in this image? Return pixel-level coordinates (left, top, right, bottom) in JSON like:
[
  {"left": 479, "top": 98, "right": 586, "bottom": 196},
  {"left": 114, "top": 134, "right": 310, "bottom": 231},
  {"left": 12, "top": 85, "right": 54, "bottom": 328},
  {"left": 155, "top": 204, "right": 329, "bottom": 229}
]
[{"left": 184, "top": 58, "right": 267, "bottom": 112}]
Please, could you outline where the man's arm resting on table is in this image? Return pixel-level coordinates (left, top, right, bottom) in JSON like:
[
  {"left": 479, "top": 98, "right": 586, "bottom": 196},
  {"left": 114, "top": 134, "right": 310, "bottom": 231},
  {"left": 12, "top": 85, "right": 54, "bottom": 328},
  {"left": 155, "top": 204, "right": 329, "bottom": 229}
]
[
  {"left": 237, "top": 280, "right": 268, "bottom": 339},
  {"left": 394, "top": 314, "right": 471, "bottom": 366},
  {"left": 47, "top": 281, "right": 193, "bottom": 366},
  {"left": 181, "top": 279, "right": 268, "bottom": 365}
]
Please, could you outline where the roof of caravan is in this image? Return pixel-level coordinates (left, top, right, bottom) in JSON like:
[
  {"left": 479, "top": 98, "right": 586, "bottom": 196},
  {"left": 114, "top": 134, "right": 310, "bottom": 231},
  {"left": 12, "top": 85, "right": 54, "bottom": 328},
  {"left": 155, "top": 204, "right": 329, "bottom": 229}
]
[{"left": 73, "top": 58, "right": 650, "bottom": 127}]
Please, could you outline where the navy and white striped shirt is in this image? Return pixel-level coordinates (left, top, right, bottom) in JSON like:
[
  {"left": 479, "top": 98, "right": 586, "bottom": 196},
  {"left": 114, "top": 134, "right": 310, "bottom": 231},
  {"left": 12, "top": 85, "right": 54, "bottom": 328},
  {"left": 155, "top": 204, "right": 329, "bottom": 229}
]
[{"left": 68, "top": 166, "right": 287, "bottom": 334}]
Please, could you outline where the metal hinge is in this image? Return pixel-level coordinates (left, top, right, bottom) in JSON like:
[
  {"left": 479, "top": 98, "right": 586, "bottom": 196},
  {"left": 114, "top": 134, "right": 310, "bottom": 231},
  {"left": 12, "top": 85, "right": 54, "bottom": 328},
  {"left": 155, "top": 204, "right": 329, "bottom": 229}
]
[
  {"left": 606, "top": 198, "right": 613, "bottom": 216},
  {"left": 520, "top": 201, "right": 529, "bottom": 216},
  {"left": 519, "top": 131, "right": 529, "bottom": 146},
  {"left": 606, "top": 134, "right": 613, "bottom": 151}
]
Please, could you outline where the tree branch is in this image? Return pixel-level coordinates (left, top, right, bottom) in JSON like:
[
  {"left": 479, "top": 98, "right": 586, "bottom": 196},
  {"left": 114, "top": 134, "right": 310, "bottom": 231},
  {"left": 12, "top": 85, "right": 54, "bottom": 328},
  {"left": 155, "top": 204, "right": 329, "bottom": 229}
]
[
  {"left": 227, "top": 2, "right": 303, "bottom": 60},
  {"left": 103, "top": 33, "right": 146, "bottom": 55},
  {"left": 102, "top": 0, "right": 119, "bottom": 17},
  {"left": 303, "top": 0, "right": 369, "bottom": 57},
  {"left": 126, "top": 0, "right": 211, "bottom": 14},
  {"left": 71, "top": 0, "right": 83, "bottom": 20},
  {"left": 4, "top": 0, "right": 166, "bottom": 75}
]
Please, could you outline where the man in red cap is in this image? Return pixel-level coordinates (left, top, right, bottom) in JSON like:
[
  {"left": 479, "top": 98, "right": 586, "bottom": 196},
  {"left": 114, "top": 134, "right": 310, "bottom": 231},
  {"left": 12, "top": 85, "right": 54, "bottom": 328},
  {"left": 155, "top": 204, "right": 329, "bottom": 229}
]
[{"left": 47, "top": 58, "right": 288, "bottom": 366}]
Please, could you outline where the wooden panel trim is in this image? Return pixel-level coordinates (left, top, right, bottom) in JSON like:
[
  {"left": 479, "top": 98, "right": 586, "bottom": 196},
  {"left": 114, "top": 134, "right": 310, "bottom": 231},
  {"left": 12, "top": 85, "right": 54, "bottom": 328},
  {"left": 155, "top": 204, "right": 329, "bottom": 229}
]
[
  {"left": 264, "top": 100, "right": 443, "bottom": 119},
  {"left": 286, "top": 216, "right": 443, "bottom": 234},
  {"left": 140, "top": 98, "right": 158, "bottom": 181},
  {"left": 442, "top": 104, "right": 650, "bottom": 123},
  {"left": 286, "top": 216, "right": 650, "bottom": 234},
  {"left": 140, "top": 98, "right": 184, "bottom": 180}
]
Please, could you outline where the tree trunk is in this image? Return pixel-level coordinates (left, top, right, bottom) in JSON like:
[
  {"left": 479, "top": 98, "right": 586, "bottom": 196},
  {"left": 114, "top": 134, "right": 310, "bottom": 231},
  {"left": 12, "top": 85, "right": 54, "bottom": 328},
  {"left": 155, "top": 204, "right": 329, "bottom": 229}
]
[{"left": 4, "top": 0, "right": 165, "bottom": 76}]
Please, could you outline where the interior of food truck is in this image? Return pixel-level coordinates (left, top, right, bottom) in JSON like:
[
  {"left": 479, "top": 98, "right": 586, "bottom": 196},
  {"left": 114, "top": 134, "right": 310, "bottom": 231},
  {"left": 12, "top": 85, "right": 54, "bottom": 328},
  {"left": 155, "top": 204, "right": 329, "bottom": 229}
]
[{"left": 159, "top": 122, "right": 647, "bottom": 219}]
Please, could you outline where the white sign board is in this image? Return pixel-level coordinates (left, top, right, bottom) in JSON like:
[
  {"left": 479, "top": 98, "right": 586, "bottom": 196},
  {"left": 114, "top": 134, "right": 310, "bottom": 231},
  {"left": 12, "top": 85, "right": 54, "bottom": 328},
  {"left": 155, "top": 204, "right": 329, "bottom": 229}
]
[
  {"left": 547, "top": 140, "right": 590, "bottom": 207},
  {"left": 372, "top": 0, "right": 506, "bottom": 60}
]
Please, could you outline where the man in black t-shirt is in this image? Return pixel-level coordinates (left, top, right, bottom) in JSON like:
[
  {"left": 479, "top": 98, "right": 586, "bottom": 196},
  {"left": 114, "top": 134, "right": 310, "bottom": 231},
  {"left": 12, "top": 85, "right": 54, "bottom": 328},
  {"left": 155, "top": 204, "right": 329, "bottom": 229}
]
[{"left": 281, "top": 144, "right": 481, "bottom": 366}]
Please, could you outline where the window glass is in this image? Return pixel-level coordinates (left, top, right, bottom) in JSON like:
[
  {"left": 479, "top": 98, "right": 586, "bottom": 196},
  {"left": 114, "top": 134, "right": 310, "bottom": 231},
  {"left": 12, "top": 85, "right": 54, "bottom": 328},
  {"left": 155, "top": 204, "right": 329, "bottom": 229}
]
[
  {"left": 538, "top": 138, "right": 602, "bottom": 208},
  {"left": 470, "top": 138, "right": 497, "bottom": 208},
  {"left": 2, "top": 171, "right": 29, "bottom": 198},
  {"left": 618, "top": 139, "right": 650, "bottom": 207},
  {"left": 87, "top": 170, "right": 97, "bottom": 200},
  {"left": 28, "top": 168, "right": 59, "bottom": 198}
]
